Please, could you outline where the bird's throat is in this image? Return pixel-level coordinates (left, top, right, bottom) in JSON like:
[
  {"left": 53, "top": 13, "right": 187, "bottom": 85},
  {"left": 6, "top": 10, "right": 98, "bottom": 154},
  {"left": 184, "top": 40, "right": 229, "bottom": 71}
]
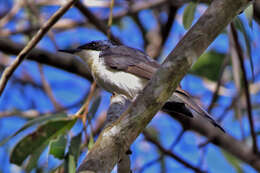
[{"left": 76, "top": 50, "right": 100, "bottom": 73}]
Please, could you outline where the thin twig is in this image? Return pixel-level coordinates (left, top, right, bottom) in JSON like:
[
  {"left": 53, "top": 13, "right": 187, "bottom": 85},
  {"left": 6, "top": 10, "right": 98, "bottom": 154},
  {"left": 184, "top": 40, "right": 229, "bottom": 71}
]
[
  {"left": 152, "top": 4, "right": 178, "bottom": 59},
  {"left": 138, "top": 155, "right": 163, "bottom": 173},
  {"left": 74, "top": 1, "right": 121, "bottom": 44},
  {"left": 0, "top": 20, "right": 87, "bottom": 37},
  {"left": 107, "top": 0, "right": 115, "bottom": 39},
  {"left": 143, "top": 131, "right": 205, "bottom": 173},
  {"left": 83, "top": 112, "right": 107, "bottom": 146},
  {"left": 75, "top": 82, "right": 97, "bottom": 145},
  {"left": 161, "top": 5, "right": 178, "bottom": 44},
  {"left": 170, "top": 128, "right": 185, "bottom": 149},
  {"left": 200, "top": 22, "right": 257, "bottom": 150},
  {"left": 0, "top": 1, "right": 22, "bottom": 27},
  {"left": 23, "top": 0, "right": 64, "bottom": 111},
  {"left": 82, "top": 82, "right": 97, "bottom": 124},
  {"left": 38, "top": 64, "right": 63, "bottom": 110},
  {"left": 0, "top": 109, "right": 40, "bottom": 118},
  {"left": 230, "top": 23, "right": 257, "bottom": 153},
  {"left": 197, "top": 147, "right": 208, "bottom": 169},
  {"left": 0, "top": 0, "right": 79, "bottom": 97},
  {"left": 207, "top": 54, "right": 229, "bottom": 113},
  {"left": 75, "top": 82, "right": 97, "bottom": 120}
]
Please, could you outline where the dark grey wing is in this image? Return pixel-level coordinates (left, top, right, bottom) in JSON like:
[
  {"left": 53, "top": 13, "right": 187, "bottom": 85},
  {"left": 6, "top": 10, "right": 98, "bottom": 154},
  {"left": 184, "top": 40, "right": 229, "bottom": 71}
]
[
  {"left": 101, "top": 45, "right": 224, "bottom": 132},
  {"left": 101, "top": 45, "right": 160, "bottom": 80}
]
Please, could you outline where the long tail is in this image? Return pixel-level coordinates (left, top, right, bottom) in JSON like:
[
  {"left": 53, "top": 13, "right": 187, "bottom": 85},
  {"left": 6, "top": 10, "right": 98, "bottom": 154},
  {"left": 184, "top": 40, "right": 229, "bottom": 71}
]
[{"left": 169, "top": 87, "right": 225, "bottom": 133}]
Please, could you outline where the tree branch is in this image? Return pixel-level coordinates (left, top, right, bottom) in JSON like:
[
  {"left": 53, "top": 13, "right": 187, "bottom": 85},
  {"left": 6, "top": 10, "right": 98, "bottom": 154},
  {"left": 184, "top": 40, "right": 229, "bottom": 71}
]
[
  {"left": 0, "top": 38, "right": 93, "bottom": 81},
  {"left": 143, "top": 130, "right": 205, "bottom": 173},
  {"left": 77, "top": 0, "right": 251, "bottom": 172},
  {"left": 168, "top": 111, "right": 260, "bottom": 170}
]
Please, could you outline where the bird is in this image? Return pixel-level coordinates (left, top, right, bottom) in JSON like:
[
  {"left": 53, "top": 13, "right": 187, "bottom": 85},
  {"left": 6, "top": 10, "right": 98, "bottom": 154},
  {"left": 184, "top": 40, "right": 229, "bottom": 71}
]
[{"left": 59, "top": 40, "right": 224, "bottom": 132}]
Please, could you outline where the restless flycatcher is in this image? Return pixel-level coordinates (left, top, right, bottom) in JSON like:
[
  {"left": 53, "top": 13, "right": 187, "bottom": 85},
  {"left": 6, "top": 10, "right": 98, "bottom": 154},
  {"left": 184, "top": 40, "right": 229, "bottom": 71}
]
[{"left": 60, "top": 40, "right": 224, "bottom": 132}]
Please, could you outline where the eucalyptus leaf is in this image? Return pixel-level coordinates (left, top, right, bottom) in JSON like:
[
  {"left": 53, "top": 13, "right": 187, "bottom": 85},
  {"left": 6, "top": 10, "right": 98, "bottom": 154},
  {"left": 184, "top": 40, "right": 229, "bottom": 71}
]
[
  {"left": 49, "top": 135, "right": 67, "bottom": 160},
  {"left": 10, "top": 117, "right": 76, "bottom": 166},
  {"left": 64, "top": 133, "right": 82, "bottom": 173},
  {"left": 244, "top": 4, "right": 253, "bottom": 28},
  {"left": 222, "top": 150, "right": 244, "bottom": 173},
  {"left": 190, "top": 51, "right": 226, "bottom": 81},
  {"left": 68, "top": 133, "right": 82, "bottom": 162},
  {"left": 88, "top": 134, "right": 94, "bottom": 150},
  {"left": 25, "top": 142, "right": 48, "bottom": 172},
  {"left": 0, "top": 113, "right": 67, "bottom": 147},
  {"left": 65, "top": 154, "right": 76, "bottom": 173},
  {"left": 183, "top": 2, "right": 197, "bottom": 30}
]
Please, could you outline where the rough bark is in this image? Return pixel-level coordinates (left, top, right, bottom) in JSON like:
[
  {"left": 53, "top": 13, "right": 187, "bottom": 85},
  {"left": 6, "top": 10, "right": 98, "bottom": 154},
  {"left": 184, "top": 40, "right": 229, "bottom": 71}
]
[{"left": 77, "top": 0, "right": 253, "bottom": 172}]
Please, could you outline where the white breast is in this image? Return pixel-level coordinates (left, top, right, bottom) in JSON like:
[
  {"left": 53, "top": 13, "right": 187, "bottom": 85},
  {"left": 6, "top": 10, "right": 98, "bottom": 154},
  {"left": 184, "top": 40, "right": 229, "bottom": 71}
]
[{"left": 76, "top": 50, "right": 148, "bottom": 99}]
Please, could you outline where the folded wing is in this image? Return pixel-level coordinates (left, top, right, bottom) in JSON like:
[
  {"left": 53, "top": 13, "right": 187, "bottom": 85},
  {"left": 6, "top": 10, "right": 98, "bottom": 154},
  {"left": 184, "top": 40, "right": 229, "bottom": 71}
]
[{"left": 101, "top": 45, "right": 224, "bottom": 132}]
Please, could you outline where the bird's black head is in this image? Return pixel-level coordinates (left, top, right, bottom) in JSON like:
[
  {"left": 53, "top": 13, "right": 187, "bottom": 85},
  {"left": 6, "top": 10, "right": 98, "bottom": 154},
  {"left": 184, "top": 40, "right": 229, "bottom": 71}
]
[
  {"left": 78, "top": 40, "right": 118, "bottom": 51},
  {"left": 58, "top": 40, "right": 119, "bottom": 54}
]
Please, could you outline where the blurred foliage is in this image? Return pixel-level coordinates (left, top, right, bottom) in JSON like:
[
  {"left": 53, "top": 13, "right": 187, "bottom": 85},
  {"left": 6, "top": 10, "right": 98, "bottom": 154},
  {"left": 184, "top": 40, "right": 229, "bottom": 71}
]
[
  {"left": 182, "top": 2, "right": 198, "bottom": 30},
  {"left": 49, "top": 135, "right": 67, "bottom": 160},
  {"left": 10, "top": 116, "right": 76, "bottom": 169},
  {"left": 0, "top": 113, "right": 67, "bottom": 147},
  {"left": 222, "top": 150, "right": 244, "bottom": 173},
  {"left": 245, "top": 4, "right": 254, "bottom": 28},
  {"left": 190, "top": 51, "right": 226, "bottom": 81},
  {"left": 64, "top": 133, "right": 82, "bottom": 173}
]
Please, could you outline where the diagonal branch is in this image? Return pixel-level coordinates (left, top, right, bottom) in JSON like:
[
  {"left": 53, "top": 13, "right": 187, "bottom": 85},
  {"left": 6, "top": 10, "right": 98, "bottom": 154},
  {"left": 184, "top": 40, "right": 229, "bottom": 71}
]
[
  {"left": 168, "top": 110, "right": 260, "bottom": 170},
  {"left": 77, "top": 0, "right": 251, "bottom": 172},
  {"left": 0, "top": 0, "right": 79, "bottom": 96},
  {"left": 0, "top": 38, "right": 93, "bottom": 81},
  {"left": 143, "top": 130, "right": 205, "bottom": 172}
]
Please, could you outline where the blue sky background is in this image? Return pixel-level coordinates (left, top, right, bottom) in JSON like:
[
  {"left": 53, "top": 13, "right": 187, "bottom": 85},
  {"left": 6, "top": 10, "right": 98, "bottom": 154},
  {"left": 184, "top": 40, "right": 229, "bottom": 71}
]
[{"left": 0, "top": 0, "right": 260, "bottom": 172}]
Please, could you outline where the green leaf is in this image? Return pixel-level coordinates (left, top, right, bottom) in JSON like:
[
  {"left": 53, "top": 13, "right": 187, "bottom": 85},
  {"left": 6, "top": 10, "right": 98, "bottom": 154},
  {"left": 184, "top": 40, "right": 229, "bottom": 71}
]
[
  {"left": 88, "top": 134, "right": 94, "bottom": 150},
  {"left": 244, "top": 4, "right": 253, "bottom": 28},
  {"left": 222, "top": 150, "right": 244, "bottom": 173},
  {"left": 25, "top": 141, "right": 49, "bottom": 172},
  {"left": 65, "top": 133, "right": 82, "bottom": 173},
  {"left": 10, "top": 117, "right": 77, "bottom": 166},
  {"left": 0, "top": 113, "right": 67, "bottom": 147},
  {"left": 190, "top": 51, "right": 226, "bottom": 81},
  {"left": 49, "top": 135, "right": 67, "bottom": 160},
  {"left": 183, "top": 2, "right": 197, "bottom": 30},
  {"left": 65, "top": 155, "right": 76, "bottom": 173},
  {"left": 68, "top": 133, "right": 82, "bottom": 163}
]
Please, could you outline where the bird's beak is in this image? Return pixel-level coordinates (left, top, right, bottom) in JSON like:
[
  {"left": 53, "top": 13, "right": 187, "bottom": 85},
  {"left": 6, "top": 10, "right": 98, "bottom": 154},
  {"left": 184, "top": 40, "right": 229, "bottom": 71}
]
[{"left": 58, "top": 48, "right": 81, "bottom": 54}]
